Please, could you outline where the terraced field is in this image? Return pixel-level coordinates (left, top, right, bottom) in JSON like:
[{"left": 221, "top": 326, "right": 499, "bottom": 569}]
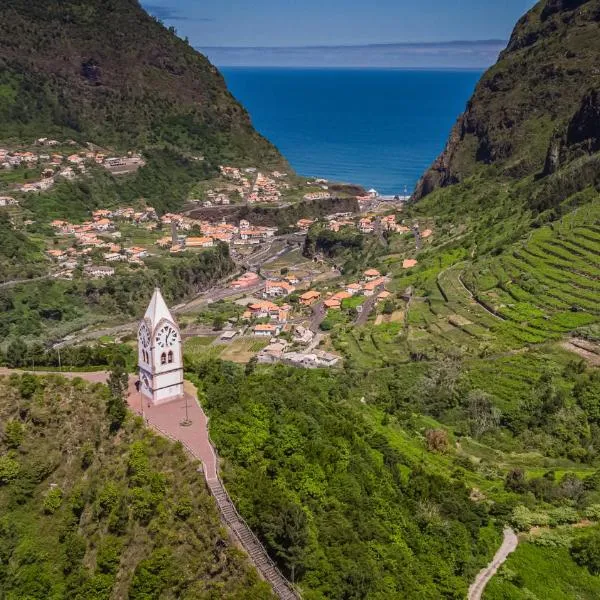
[{"left": 398, "top": 203, "right": 600, "bottom": 357}]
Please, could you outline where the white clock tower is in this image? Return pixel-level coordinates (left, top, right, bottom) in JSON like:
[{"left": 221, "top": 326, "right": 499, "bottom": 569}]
[{"left": 138, "top": 288, "right": 184, "bottom": 405}]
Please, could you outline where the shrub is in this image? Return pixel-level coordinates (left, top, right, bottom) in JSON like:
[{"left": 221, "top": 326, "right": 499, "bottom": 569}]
[
  {"left": 510, "top": 505, "right": 550, "bottom": 531},
  {"left": 549, "top": 506, "right": 579, "bottom": 525},
  {"left": 96, "top": 536, "right": 123, "bottom": 575},
  {"left": 97, "top": 482, "right": 121, "bottom": 517},
  {"left": 584, "top": 504, "right": 600, "bottom": 521},
  {"left": 43, "top": 487, "right": 63, "bottom": 514},
  {"left": 0, "top": 455, "right": 20, "bottom": 483},
  {"left": 3, "top": 420, "right": 25, "bottom": 448},
  {"left": 571, "top": 531, "right": 600, "bottom": 574},
  {"left": 425, "top": 429, "right": 450, "bottom": 453}
]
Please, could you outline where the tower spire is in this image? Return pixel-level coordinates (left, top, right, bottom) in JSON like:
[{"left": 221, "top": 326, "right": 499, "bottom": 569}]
[{"left": 143, "top": 287, "right": 174, "bottom": 327}]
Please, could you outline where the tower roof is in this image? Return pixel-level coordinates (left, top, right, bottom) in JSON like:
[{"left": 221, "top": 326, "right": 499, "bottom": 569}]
[{"left": 144, "top": 287, "right": 175, "bottom": 327}]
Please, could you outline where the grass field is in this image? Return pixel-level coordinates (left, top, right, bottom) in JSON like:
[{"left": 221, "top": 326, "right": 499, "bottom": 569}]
[
  {"left": 484, "top": 526, "right": 600, "bottom": 600},
  {"left": 183, "top": 335, "right": 267, "bottom": 363}
]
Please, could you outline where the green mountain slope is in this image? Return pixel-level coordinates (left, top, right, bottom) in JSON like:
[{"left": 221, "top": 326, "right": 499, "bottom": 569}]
[
  {"left": 0, "top": 0, "right": 284, "bottom": 168},
  {"left": 0, "top": 373, "right": 271, "bottom": 598},
  {"left": 414, "top": 0, "right": 600, "bottom": 200}
]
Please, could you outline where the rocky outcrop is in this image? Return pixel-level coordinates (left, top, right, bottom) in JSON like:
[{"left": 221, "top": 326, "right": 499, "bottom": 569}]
[
  {"left": 413, "top": 0, "right": 600, "bottom": 201},
  {"left": 543, "top": 88, "right": 600, "bottom": 175}
]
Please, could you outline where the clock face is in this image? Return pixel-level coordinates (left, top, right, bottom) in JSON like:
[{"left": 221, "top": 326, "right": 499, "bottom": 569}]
[
  {"left": 138, "top": 323, "right": 151, "bottom": 349},
  {"left": 156, "top": 323, "right": 178, "bottom": 348}
]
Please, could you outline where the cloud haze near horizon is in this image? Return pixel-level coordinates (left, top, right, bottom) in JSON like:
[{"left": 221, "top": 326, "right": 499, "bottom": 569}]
[{"left": 198, "top": 40, "right": 507, "bottom": 69}]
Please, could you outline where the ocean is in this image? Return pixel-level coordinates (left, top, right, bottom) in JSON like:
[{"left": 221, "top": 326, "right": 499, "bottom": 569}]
[{"left": 221, "top": 67, "right": 482, "bottom": 195}]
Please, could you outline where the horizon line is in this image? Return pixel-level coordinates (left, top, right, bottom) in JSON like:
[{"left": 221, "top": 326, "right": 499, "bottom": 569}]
[{"left": 198, "top": 39, "right": 507, "bottom": 50}]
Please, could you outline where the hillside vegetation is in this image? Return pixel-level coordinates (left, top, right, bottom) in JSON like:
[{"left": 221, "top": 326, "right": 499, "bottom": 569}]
[
  {"left": 0, "top": 0, "right": 284, "bottom": 168},
  {"left": 414, "top": 0, "right": 600, "bottom": 199},
  {"left": 0, "top": 373, "right": 271, "bottom": 599}
]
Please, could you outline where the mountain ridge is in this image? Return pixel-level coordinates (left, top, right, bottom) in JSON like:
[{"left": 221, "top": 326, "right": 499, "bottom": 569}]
[
  {"left": 413, "top": 0, "right": 600, "bottom": 201},
  {"left": 0, "top": 0, "right": 285, "bottom": 168}
]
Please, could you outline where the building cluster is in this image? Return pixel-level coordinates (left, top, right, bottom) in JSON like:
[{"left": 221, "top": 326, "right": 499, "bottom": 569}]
[
  {"left": 258, "top": 340, "right": 340, "bottom": 368},
  {"left": 303, "top": 191, "right": 331, "bottom": 201},
  {"left": 160, "top": 215, "right": 278, "bottom": 253},
  {"left": 297, "top": 268, "right": 391, "bottom": 312},
  {"left": 217, "top": 165, "right": 290, "bottom": 205},
  {"left": 46, "top": 207, "right": 162, "bottom": 279},
  {"left": 0, "top": 196, "right": 19, "bottom": 207},
  {"left": 0, "top": 141, "right": 143, "bottom": 194}
]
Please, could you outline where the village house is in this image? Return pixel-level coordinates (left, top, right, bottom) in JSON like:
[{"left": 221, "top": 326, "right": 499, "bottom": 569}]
[
  {"left": 84, "top": 265, "right": 115, "bottom": 278},
  {"left": 363, "top": 277, "right": 387, "bottom": 297},
  {"left": 93, "top": 218, "right": 113, "bottom": 232},
  {"left": 303, "top": 191, "right": 331, "bottom": 201},
  {"left": 184, "top": 236, "right": 214, "bottom": 249},
  {"left": 299, "top": 290, "right": 321, "bottom": 306},
  {"left": 377, "top": 290, "right": 392, "bottom": 303},
  {"left": 253, "top": 323, "right": 281, "bottom": 337},
  {"left": 296, "top": 218, "right": 315, "bottom": 231},
  {"left": 103, "top": 252, "right": 126, "bottom": 262},
  {"left": 125, "top": 246, "right": 148, "bottom": 259},
  {"left": 0, "top": 196, "right": 18, "bottom": 207},
  {"left": 324, "top": 298, "right": 341, "bottom": 310},
  {"left": 230, "top": 272, "right": 261, "bottom": 290},
  {"left": 248, "top": 300, "right": 279, "bottom": 319},
  {"left": 359, "top": 218, "right": 375, "bottom": 233},
  {"left": 364, "top": 269, "right": 381, "bottom": 281},
  {"left": 46, "top": 249, "right": 68, "bottom": 261},
  {"left": 331, "top": 291, "right": 351, "bottom": 302},
  {"left": 293, "top": 326, "right": 314, "bottom": 345},
  {"left": 346, "top": 282, "right": 362, "bottom": 295},
  {"left": 285, "top": 273, "right": 300, "bottom": 285},
  {"left": 264, "top": 279, "right": 296, "bottom": 298}
]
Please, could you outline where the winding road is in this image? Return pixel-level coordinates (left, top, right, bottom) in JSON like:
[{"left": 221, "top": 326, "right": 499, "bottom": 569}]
[{"left": 468, "top": 527, "right": 518, "bottom": 600}]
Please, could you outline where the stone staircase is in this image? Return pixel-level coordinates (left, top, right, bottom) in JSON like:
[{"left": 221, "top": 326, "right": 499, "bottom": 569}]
[{"left": 207, "top": 478, "right": 299, "bottom": 600}]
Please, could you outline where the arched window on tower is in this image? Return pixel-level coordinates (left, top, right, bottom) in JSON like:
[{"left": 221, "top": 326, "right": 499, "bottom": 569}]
[
  {"left": 167, "top": 350, "right": 173, "bottom": 364},
  {"left": 160, "top": 352, "right": 167, "bottom": 365}
]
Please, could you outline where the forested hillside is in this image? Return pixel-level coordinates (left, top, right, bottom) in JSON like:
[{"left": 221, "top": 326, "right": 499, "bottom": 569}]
[
  {"left": 414, "top": 0, "right": 600, "bottom": 200},
  {"left": 0, "top": 373, "right": 271, "bottom": 598},
  {"left": 0, "top": 0, "right": 284, "bottom": 169}
]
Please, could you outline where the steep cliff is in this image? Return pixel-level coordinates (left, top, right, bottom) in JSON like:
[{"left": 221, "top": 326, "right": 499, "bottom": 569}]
[{"left": 414, "top": 0, "right": 600, "bottom": 200}]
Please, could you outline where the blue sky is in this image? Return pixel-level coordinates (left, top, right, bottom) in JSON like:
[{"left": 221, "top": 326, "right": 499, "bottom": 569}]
[{"left": 142, "top": 0, "right": 537, "bottom": 47}]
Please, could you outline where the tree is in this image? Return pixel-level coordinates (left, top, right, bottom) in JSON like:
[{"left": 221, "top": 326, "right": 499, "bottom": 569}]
[
  {"left": 5, "top": 338, "right": 27, "bottom": 368},
  {"left": 505, "top": 468, "right": 526, "bottom": 493},
  {"left": 212, "top": 315, "right": 225, "bottom": 331},
  {"left": 466, "top": 389, "right": 501, "bottom": 438},
  {"left": 419, "top": 355, "right": 463, "bottom": 415},
  {"left": 107, "top": 359, "right": 128, "bottom": 432},
  {"left": 571, "top": 531, "right": 600, "bottom": 574}
]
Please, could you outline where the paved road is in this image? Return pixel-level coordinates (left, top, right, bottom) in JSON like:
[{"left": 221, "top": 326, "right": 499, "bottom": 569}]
[
  {"left": 0, "top": 274, "right": 51, "bottom": 289},
  {"left": 309, "top": 301, "right": 326, "bottom": 332},
  {"left": 354, "top": 285, "right": 384, "bottom": 326},
  {"left": 468, "top": 528, "right": 518, "bottom": 600}
]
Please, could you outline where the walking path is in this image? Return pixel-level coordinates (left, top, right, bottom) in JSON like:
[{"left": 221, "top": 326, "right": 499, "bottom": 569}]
[
  {"left": 468, "top": 527, "right": 518, "bottom": 600},
  {"left": 0, "top": 369, "right": 298, "bottom": 600},
  {"left": 126, "top": 379, "right": 299, "bottom": 600}
]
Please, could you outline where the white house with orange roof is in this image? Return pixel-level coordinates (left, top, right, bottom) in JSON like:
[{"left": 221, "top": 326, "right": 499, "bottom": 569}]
[
  {"left": 265, "top": 279, "right": 296, "bottom": 298},
  {"left": 346, "top": 282, "right": 362, "bottom": 295},
  {"left": 364, "top": 269, "right": 381, "bottom": 281}
]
